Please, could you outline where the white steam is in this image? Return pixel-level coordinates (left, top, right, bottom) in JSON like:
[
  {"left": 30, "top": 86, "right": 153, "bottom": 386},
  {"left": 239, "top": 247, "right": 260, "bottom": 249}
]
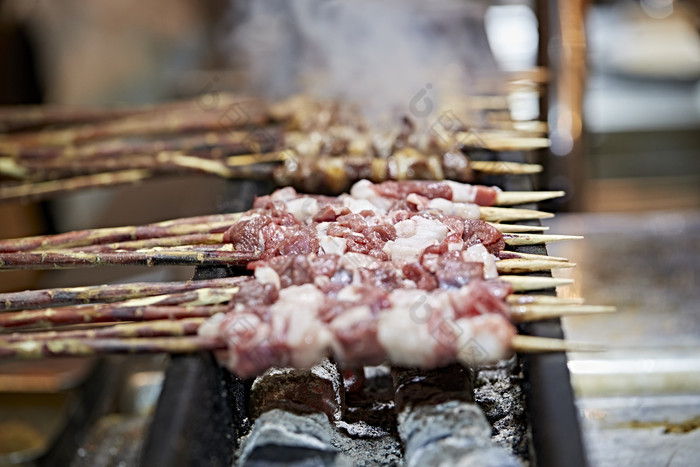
[{"left": 229, "top": 0, "right": 504, "bottom": 124}]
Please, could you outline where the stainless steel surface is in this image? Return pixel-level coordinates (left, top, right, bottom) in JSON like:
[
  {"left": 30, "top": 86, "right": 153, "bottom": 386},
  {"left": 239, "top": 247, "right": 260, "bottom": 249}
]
[{"left": 545, "top": 210, "right": 700, "bottom": 466}]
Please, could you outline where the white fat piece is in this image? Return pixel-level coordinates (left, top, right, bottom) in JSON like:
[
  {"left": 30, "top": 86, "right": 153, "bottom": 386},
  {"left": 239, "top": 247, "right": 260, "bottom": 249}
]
[
  {"left": 349, "top": 179, "right": 393, "bottom": 211},
  {"left": 316, "top": 222, "right": 330, "bottom": 236},
  {"left": 329, "top": 305, "right": 372, "bottom": 333},
  {"left": 254, "top": 266, "right": 281, "bottom": 289},
  {"left": 271, "top": 284, "right": 332, "bottom": 368},
  {"left": 377, "top": 305, "right": 438, "bottom": 367},
  {"left": 285, "top": 197, "right": 320, "bottom": 222},
  {"left": 456, "top": 314, "right": 512, "bottom": 365},
  {"left": 342, "top": 196, "right": 383, "bottom": 215},
  {"left": 463, "top": 244, "right": 499, "bottom": 279},
  {"left": 383, "top": 216, "right": 448, "bottom": 263},
  {"left": 444, "top": 181, "right": 477, "bottom": 203},
  {"left": 340, "top": 252, "right": 380, "bottom": 269},
  {"left": 319, "top": 236, "right": 347, "bottom": 255},
  {"left": 426, "top": 198, "right": 480, "bottom": 220},
  {"left": 270, "top": 186, "right": 298, "bottom": 202}
]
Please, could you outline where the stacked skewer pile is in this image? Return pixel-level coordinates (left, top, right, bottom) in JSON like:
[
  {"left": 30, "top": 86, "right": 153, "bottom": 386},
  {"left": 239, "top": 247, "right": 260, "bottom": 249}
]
[
  {"left": 0, "top": 179, "right": 609, "bottom": 371},
  {"left": 0, "top": 94, "right": 549, "bottom": 201}
]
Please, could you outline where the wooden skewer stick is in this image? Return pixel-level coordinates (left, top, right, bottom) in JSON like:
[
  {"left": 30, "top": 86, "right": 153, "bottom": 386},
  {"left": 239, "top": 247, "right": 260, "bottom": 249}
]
[
  {"left": 468, "top": 160, "right": 543, "bottom": 175},
  {"left": 479, "top": 207, "right": 553, "bottom": 222},
  {"left": 500, "top": 251, "right": 570, "bottom": 262},
  {"left": 0, "top": 318, "right": 206, "bottom": 343},
  {"left": 500, "top": 276, "right": 574, "bottom": 291},
  {"left": 506, "top": 295, "right": 584, "bottom": 305},
  {"left": 488, "top": 223, "right": 548, "bottom": 233},
  {"left": 511, "top": 335, "right": 605, "bottom": 353},
  {"left": 0, "top": 157, "right": 28, "bottom": 179},
  {"left": 496, "top": 259, "right": 575, "bottom": 274},
  {"left": 494, "top": 191, "right": 565, "bottom": 206},
  {"left": 456, "top": 133, "right": 551, "bottom": 151},
  {"left": 0, "top": 276, "right": 247, "bottom": 312},
  {"left": 511, "top": 305, "right": 616, "bottom": 322},
  {"left": 503, "top": 233, "right": 583, "bottom": 245}
]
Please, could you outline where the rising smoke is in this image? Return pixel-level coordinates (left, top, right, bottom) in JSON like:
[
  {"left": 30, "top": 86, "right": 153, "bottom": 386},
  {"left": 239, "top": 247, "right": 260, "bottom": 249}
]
[{"left": 229, "top": 0, "right": 504, "bottom": 125}]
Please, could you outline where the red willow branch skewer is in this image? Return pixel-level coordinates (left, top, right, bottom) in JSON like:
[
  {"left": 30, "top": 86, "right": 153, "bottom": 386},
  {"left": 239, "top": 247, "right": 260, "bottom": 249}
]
[
  {"left": 0, "top": 304, "right": 228, "bottom": 330},
  {"left": 0, "top": 318, "right": 206, "bottom": 343},
  {"left": 0, "top": 336, "right": 224, "bottom": 360},
  {"left": 0, "top": 95, "right": 267, "bottom": 149},
  {"left": 0, "top": 212, "right": 242, "bottom": 253},
  {"left": 0, "top": 276, "right": 247, "bottom": 311},
  {"left": 0, "top": 92, "right": 252, "bottom": 133},
  {"left": 0, "top": 229, "right": 574, "bottom": 270},
  {"left": 3, "top": 131, "right": 283, "bottom": 176},
  {"left": 0, "top": 245, "right": 255, "bottom": 270},
  {"left": 0, "top": 185, "right": 552, "bottom": 253}
]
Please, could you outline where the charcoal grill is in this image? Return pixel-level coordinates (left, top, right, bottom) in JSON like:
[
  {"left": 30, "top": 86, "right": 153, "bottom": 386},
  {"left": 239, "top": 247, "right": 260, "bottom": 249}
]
[{"left": 119, "top": 155, "right": 586, "bottom": 467}]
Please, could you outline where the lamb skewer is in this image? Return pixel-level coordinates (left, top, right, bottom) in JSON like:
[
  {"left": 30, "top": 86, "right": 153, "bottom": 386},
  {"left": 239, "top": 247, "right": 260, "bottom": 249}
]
[
  {"left": 0, "top": 334, "right": 601, "bottom": 362},
  {"left": 0, "top": 235, "right": 583, "bottom": 330},
  {"left": 0, "top": 150, "right": 548, "bottom": 201},
  {"left": 0, "top": 179, "right": 556, "bottom": 253},
  {"left": 0, "top": 251, "right": 566, "bottom": 312},
  {"left": 0, "top": 179, "right": 570, "bottom": 269},
  {"left": 0, "top": 303, "right": 613, "bottom": 345}
]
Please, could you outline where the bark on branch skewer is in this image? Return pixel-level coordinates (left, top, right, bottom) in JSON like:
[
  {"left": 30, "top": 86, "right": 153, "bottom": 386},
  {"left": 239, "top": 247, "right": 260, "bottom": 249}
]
[
  {"left": 0, "top": 251, "right": 568, "bottom": 312},
  {"left": 0, "top": 304, "right": 227, "bottom": 330},
  {"left": 0, "top": 212, "right": 242, "bottom": 253},
  {"left": 0, "top": 97, "right": 267, "bottom": 150},
  {"left": 0, "top": 93, "right": 250, "bottom": 133},
  {"left": 0, "top": 230, "right": 574, "bottom": 270},
  {"left": 0, "top": 246, "right": 255, "bottom": 270},
  {"left": 0, "top": 276, "right": 247, "bottom": 312},
  {"left": 0, "top": 318, "right": 206, "bottom": 343}
]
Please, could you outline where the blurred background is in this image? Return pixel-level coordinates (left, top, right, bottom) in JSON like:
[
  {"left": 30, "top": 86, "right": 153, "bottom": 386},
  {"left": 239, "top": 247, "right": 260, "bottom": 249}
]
[{"left": 0, "top": 0, "right": 699, "bottom": 465}]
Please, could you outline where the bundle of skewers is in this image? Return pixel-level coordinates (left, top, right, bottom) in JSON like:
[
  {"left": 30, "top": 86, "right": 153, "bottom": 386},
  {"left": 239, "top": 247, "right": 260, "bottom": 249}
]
[
  {"left": 0, "top": 93, "right": 550, "bottom": 202},
  {"left": 0, "top": 179, "right": 611, "bottom": 377}
]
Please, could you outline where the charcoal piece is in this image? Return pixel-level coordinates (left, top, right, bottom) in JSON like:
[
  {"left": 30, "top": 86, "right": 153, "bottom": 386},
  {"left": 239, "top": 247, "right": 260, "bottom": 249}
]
[
  {"left": 237, "top": 410, "right": 338, "bottom": 467},
  {"left": 396, "top": 401, "right": 521, "bottom": 467},
  {"left": 392, "top": 364, "right": 473, "bottom": 413},
  {"left": 249, "top": 360, "right": 344, "bottom": 422},
  {"left": 343, "top": 366, "right": 396, "bottom": 433}
]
